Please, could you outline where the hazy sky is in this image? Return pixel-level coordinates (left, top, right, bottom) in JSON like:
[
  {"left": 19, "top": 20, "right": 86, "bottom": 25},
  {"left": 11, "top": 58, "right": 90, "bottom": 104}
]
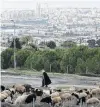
[{"left": 1, "top": 0, "right": 100, "bottom": 12}]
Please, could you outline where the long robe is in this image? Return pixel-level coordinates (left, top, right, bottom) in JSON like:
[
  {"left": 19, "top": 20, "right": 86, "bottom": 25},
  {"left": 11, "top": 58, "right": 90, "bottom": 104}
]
[{"left": 42, "top": 72, "right": 51, "bottom": 87}]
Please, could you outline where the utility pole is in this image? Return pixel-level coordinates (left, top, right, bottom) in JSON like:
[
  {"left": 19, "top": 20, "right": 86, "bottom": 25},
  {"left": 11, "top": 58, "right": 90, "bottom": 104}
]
[
  {"left": 33, "top": 98, "right": 35, "bottom": 107},
  {"left": 95, "top": 8, "right": 98, "bottom": 40},
  {"left": 67, "top": 65, "right": 69, "bottom": 74},
  {"left": 50, "top": 64, "right": 51, "bottom": 72},
  {"left": 11, "top": 20, "right": 16, "bottom": 71},
  {"left": 86, "top": 67, "right": 88, "bottom": 74}
]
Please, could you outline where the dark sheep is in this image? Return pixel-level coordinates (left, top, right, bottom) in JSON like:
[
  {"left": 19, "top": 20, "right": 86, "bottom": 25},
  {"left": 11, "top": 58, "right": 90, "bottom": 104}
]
[
  {"left": 25, "top": 93, "right": 36, "bottom": 104},
  {"left": 14, "top": 93, "right": 36, "bottom": 105},
  {"left": 1, "top": 85, "right": 5, "bottom": 92},
  {"left": 35, "top": 89, "right": 43, "bottom": 96},
  {"left": 72, "top": 92, "right": 87, "bottom": 105},
  {"left": 40, "top": 96, "right": 52, "bottom": 104},
  {"left": 22, "top": 84, "right": 32, "bottom": 92},
  {"left": 31, "top": 88, "right": 43, "bottom": 96}
]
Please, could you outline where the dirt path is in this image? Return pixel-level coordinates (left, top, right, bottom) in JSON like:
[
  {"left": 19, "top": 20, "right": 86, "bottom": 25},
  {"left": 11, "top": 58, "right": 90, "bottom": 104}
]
[{"left": 1, "top": 73, "right": 100, "bottom": 89}]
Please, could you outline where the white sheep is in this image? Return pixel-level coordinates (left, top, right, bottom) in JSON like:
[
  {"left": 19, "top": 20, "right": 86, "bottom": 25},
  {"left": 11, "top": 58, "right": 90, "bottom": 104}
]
[
  {"left": 51, "top": 96, "right": 62, "bottom": 107},
  {"left": 86, "top": 97, "right": 100, "bottom": 107},
  {"left": 14, "top": 94, "right": 28, "bottom": 105},
  {"left": 59, "top": 92, "right": 72, "bottom": 101},
  {"left": 13, "top": 84, "right": 26, "bottom": 94},
  {"left": 14, "top": 93, "right": 36, "bottom": 105},
  {"left": 43, "top": 89, "right": 53, "bottom": 96},
  {"left": 0, "top": 93, "right": 8, "bottom": 101},
  {"left": 4, "top": 96, "right": 13, "bottom": 104},
  {"left": 91, "top": 88, "right": 100, "bottom": 99},
  {"left": 50, "top": 92, "right": 59, "bottom": 98},
  {"left": 71, "top": 91, "right": 88, "bottom": 105},
  {"left": 0, "top": 89, "right": 13, "bottom": 101}
]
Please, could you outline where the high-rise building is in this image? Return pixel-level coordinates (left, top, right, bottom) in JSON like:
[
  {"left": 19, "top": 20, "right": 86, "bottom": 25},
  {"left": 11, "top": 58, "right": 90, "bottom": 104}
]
[{"left": 36, "top": 3, "right": 41, "bottom": 18}]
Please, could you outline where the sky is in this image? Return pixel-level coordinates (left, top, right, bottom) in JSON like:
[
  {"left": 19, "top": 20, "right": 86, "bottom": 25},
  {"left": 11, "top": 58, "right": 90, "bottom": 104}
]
[{"left": 1, "top": 0, "right": 100, "bottom": 13}]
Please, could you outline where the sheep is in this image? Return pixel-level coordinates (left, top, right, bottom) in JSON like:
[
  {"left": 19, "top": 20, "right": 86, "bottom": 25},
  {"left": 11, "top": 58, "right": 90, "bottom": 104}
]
[
  {"left": 30, "top": 88, "right": 43, "bottom": 97},
  {"left": 35, "top": 89, "right": 43, "bottom": 96},
  {"left": 0, "top": 88, "right": 16, "bottom": 102},
  {"left": 13, "top": 84, "right": 26, "bottom": 94},
  {"left": 86, "top": 97, "right": 100, "bottom": 107},
  {"left": 40, "top": 96, "right": 52, "bottom": 104},
  {"left": 6, "top": 88, "right": 16, "bottom": 100},
  {"left": 14, "top": 94, "right": 28, "bottom": 105},
  {"left": 0, "top": 93, "right": 8, "bottom": 101},
  {"left": 52, "top": 96, "right": 62, "bottom": 107},
  {"left": 40, "top": 96, "right": 62, "bottom": 107},
  {"left": 0, "top": 85, "right": 5, "bottom": 92},
  {"left": 4, "top": 96, "right": 13, "bottom": 104},
  {"left": 22, "top": 84, "right": 32, "bottom": 93},
  {"left": 24, "top": 93, "right": 36, "bottom": 104},
  {"left": 50, "top": 92, "right": 59, "bottom": 98},
  {"left": 59, "top": 92, "right": 72, "bottom": 101},
  {"left": 71, "top": 91, "right": 88, "bottom": 105},
  {"left": 9, "top": 88, "right": 16, "bottom": 95},
  {"left": 91, "top": 88, "right": 100, "bottom": 99},
  {"left": 14, "top": 93, "right": 36, "bottom": 105},
  {"left": 1, "top": 102, "right": 15, "bottom": 107},
  {"left": 43, "top": 89, "right": 53, "bottom": 96},
  {"left": 0, "top": 90, "right": 12, "bottom": 101}
]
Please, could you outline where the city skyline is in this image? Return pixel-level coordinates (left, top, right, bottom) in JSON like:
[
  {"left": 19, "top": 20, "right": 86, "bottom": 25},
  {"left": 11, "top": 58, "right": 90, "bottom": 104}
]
[{"left": 1, "top": 0, "right": 100, "bottom": 13}]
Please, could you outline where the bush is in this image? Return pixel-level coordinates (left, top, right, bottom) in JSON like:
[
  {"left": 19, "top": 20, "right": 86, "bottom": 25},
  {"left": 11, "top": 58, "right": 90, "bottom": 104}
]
[
  {"left": 10, "top": 38, "right": 22, "bottom": 49},
  {"left": 46, "top": 41, "right": 56, "bottom": 49},
  {"left": 1, "top": 48, "right": 14, "bottom": 69},
  {"left": 1, "top": 46, "right": 100, "bottom": 74},
  {"left": 25, "top": 52, "right": 44, "bottom": 71},
  {"left": 16, "top": 49, "right": 32, "bottom": 68}
]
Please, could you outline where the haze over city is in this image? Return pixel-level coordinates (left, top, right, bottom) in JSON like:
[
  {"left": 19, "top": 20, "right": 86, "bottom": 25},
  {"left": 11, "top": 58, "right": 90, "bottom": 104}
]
[
  {"left": 1, "top": 1, "right": 100, "bottom": 107},
  {"left": 1, "top": 0, "right": 100, "bottom": 12}
]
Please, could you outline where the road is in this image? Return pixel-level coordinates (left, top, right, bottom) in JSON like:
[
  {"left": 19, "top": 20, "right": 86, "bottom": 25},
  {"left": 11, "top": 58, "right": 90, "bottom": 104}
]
[{"left": 1, "top": 73, "right": 100, "bottom": 89}]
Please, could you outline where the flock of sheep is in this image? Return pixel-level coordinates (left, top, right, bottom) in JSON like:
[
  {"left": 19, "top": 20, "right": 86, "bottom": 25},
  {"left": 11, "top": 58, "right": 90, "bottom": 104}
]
[{"left": 0, "top": 84, "right": 100, "bottom": 107}]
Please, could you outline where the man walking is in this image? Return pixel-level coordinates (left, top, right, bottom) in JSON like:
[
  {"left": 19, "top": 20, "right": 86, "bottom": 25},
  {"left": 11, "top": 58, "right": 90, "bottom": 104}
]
[{"left": 41, "top": 69, "right": 51, "bottom": 87}]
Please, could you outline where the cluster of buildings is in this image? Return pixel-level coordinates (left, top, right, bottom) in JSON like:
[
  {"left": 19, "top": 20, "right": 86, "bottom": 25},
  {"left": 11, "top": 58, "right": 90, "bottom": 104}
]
[{"left": 1, "top": 7, "right": 100, "bottom": 51}]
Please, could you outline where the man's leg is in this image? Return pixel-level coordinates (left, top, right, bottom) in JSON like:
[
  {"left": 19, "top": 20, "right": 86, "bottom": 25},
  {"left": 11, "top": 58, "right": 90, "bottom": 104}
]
[
  {"left": 42, "top": 80, "right": 44, "bottom": 87},
  {"left": 45, "top": 85, "right": 48, "bottom": 87}
]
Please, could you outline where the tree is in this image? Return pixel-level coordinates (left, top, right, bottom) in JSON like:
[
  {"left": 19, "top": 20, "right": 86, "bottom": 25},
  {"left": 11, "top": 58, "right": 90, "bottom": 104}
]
[
  {"left": 1, "top": 48, "right": 14, "bottom": 69},
  {"left": 39, "top": 41, "right": 47, "bottom": 48},
  {"left": 43, "top": 51, "right": 60, "bottom": 72},
  {"left": 39, "top": 41, "right": 46, "bottom": 46},
  {"left": 29, "top": 43, "right": 38, "bottom": 51},
  {"left": 86, "top": 53, "right": 100, "bottom": 74},
  {"left": 25, "top": 53, "right": 44, "bottom": 70},
  {"left": 15, "top": 49, "right": 31, "bottom": 68},
  {"left": 60, "top": 53, "right": 69, "bottom": 73},
  {"left": 46, "top": 41, "right": 56, "bottom": 49},
  {"left": 75, "top": 58, "right": 86, "bottom": 74},
  {"left": 20, "top": 36, "right": 33, "bottom": 45},
  {"left": 10, "top": 38, "right": 22, "bottom": 49},
  {"left": 51, "top": 61, "right": 60, "bottom": 72},
  {"left": 96, "top": 39, "right": 100, "bottom": 47},
  {"left": 61, "top": 41, "right": 76, "bottom": 48},
  {"left": 87, "top": 39, "right": 95, "bottom": 48},
  {"left": 44, "top": 60, "right": 50, "bottom": 72}
]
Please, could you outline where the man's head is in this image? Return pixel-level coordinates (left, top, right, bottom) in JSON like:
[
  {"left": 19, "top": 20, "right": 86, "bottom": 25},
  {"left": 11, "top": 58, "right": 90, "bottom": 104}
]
[{"left": 42, "top": 69, "right": 45, "bottom": 73}]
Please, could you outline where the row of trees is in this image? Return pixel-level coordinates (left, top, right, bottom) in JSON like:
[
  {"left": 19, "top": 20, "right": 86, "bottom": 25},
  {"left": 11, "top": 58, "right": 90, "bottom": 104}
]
[
  {"left": 1, "top": 46, "right": 100, "bottom": 74},
  {"left": 9, "top": 38, "right": 56, "bottom": 50},
  {"left": 8, "top": 36, "right": 100, "bottom": 50},
  {"left": 87, "top": 39, "right": 100, "bottom": 48}
]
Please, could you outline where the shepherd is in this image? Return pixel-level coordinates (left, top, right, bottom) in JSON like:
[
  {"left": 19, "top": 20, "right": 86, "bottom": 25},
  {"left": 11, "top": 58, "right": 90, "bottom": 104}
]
[{"left": 41, "top": 69, "right": 51, "bottom": 87}]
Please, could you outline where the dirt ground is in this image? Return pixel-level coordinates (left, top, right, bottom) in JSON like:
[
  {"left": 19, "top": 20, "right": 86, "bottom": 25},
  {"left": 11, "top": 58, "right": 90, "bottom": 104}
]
[
  {"left": 1, "top": 73, "right": 100, "bottom": 89},
  {"left": 1, "top": 73, "right": 100, "bottom": 107}
]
